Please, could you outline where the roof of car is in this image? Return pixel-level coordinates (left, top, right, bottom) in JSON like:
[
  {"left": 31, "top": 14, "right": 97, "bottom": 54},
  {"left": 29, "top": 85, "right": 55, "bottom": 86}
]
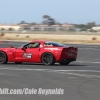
[{"left": 31, "top": 40, "right": 48, "bottom": 43}]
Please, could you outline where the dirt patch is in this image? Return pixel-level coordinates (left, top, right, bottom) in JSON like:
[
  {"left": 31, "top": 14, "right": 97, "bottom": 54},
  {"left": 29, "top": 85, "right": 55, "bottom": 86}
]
[
  {"left": 0, "top": 33, "right": 5, "bottom": 37},
  {"left": 0, "top": 33, "right": 100, "bottom": 45}
]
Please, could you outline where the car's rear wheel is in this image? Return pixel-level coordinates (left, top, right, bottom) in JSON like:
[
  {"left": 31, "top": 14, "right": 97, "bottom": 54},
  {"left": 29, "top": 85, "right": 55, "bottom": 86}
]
[
  {"left": 15, "top": 62, "right": 22, "bottom": 64},
  {"left": 59, "top": 60, "right": 70, "bottom": 65},
  {"left": 0, "top": 52, "right": 8, "bottom": 64},
  {"left": 42, "top": 53, "right": 55, "bottom": 65}
]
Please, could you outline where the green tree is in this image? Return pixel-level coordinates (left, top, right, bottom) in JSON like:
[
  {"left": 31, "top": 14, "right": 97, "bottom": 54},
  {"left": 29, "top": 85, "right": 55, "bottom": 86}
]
[
  {"left": 42, "top": 15, "right": 55, "bottom": 25},
  {"left": 48, "top": 18, "right": 55, "bottom": 26},
  {"left": 43, "top": 15, "right": 50, "bottom": 19},
  {"left": 86, "top": 22, "right": 96, "bottom": 29},
  {"left": 19, "top": 21, "right": 27, "bottom": 24},
  {"left": 29, "top": 22, "right": 37, "bottom": 26},
  {"left": 74, "top": 24, "right": 86, "bottom": 29}
]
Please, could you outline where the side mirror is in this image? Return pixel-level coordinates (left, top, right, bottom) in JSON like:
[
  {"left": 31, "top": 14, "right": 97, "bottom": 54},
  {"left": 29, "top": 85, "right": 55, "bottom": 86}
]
[
  {"left": 21, "top": 47, "right": 26, "bottom": 50},
  {"left": 9, "top": 46, "right": 14, "bottom": 48}
]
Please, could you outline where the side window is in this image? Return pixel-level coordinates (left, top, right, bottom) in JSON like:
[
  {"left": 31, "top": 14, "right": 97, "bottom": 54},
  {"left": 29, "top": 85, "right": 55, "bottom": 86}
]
[
  {"left": 44, "top": 43, "right": 53, "bottom": 47},
  {"left": 24, "top": 42, "right": 40, "bottom": 48}
]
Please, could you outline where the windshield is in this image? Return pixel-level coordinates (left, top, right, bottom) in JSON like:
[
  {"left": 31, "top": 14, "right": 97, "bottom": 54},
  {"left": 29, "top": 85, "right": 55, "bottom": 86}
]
[{"left": 17, "top": 42, "right": 29, "bottom": 48}]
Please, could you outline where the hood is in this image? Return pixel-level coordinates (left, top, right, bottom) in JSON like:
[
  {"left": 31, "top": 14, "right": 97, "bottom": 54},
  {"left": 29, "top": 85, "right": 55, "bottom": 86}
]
[{"left": 0, "top": 47, "right": 16, "bottom": 51}]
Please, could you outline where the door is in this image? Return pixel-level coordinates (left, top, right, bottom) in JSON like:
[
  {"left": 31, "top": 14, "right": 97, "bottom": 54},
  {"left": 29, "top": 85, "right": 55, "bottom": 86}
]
[{"left": 14, "top": 42, "right": 40, "bottom": 62}]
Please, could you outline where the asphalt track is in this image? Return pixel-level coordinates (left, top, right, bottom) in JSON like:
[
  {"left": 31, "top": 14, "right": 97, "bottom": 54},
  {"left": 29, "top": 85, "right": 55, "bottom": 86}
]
[{"left": 0, "top": 41, "right": 100, "bottom": 100}]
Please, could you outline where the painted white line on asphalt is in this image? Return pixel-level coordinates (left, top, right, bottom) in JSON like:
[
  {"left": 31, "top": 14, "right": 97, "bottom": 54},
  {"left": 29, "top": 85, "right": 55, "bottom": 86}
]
[
  {"left": 0, "top": 67, "right": 100, "bottom": 73},
  {"left": 44, "top": 69, "right": 100, "bottom": 73},
  {"left": 0, "top": 67, "right": 92, "bottom": 72},
  {"left": 0, "top": 67, "right": 52, "bottom": 71},
  {"left": 58, "top": 72, "right": 100, "bottom": 78},
  {"left": 0, "top": 68, "right": 100, "bottom": 78},
  {"left": 76, "top": 61, "right": 100, "bottom": 64}
]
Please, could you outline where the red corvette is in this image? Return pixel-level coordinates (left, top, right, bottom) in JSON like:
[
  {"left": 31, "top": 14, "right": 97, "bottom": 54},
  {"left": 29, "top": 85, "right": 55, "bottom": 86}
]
[{"left": 0, "top": 40, "right": 78, "bottom": 65}]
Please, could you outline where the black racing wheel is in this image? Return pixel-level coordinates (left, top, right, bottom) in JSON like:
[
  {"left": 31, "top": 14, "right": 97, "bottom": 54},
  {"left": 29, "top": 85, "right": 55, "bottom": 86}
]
[
  {"left": 0, "top": 52, "right": 8, "bottom": 64},
  {"left": 42, "top": 53, "right": 55, "bottom": 65}
]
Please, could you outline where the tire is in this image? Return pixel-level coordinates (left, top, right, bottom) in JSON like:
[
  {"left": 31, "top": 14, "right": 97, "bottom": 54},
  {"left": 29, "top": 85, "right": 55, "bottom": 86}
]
[
  {"left": 0, "top": 52, "right": 8, "bottom": 64},
  {"left": 15, "top": 62, "right": 22, "bottom": 64},
  {"left": 59, "top": 60, "right": 70, "bottom": 65},
  {"left": 41, "top": 53, "right": 55, "bottom": 65}
]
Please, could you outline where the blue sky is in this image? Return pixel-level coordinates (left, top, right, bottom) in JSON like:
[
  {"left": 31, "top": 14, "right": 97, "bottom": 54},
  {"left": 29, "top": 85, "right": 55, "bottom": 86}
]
[{"left": 0, "top": 0, "right": 99, "bottom": 24}]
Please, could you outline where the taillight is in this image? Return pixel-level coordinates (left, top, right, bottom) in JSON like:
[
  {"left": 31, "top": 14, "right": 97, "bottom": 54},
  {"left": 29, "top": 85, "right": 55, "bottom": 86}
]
[
  {"left": 63, "top": 49, "right": 68, "bottom": 53},
  {"left": 75, "top": 48, "right": 78, "bottom": 51}
]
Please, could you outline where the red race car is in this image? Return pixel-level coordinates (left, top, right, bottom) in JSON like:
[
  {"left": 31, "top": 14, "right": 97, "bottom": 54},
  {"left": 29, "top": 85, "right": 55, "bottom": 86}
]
[{"left": 0, "top": 40, "right": 78, "bottom": 65}]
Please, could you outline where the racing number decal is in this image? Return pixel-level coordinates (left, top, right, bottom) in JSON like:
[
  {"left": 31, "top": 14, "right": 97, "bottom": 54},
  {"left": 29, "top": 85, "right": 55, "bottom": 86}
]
[{"left": 23, "top": 53, "right": 32, "bottom": 58}]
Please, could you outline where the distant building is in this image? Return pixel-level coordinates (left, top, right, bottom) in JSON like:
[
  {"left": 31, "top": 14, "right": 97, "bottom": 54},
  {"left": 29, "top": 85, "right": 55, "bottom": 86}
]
[
  {"left": 20, "top": 24, "right": 30, "bottom": 30},
  {"left": 61, "top": 24, "right": 76, "bottom": 30},
  {"left": 31, "top": 24, "right": 76, "bottom": 31},
  {"left": 0, "top": 24, "right": 21, "bottom": 31},
  {"left": 0, "top": 23, "right": 76, "bottom": 31},
  {"left": 91, "top": 26, "right": 100, "bottom": 31}
]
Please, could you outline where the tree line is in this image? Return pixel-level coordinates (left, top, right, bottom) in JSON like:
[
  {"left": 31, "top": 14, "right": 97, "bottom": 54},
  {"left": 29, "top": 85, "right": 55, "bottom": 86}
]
[{"left": 19, "top": 15, "right": 97, "bottom": 31}]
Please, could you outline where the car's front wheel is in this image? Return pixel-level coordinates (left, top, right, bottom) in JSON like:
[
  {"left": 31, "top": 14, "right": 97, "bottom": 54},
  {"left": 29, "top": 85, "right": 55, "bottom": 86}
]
[
  {"left": 42, "top": 53, "right": 55, "bottom": 65},
  {"left": 0, "top": 52, "right": 8, "bottom": 64}
]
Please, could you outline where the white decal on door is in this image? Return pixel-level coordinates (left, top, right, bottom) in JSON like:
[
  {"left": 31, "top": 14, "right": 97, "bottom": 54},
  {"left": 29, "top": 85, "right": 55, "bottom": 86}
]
[{"left": 23, "top": 53, "right": 32, "bottom": 58}]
